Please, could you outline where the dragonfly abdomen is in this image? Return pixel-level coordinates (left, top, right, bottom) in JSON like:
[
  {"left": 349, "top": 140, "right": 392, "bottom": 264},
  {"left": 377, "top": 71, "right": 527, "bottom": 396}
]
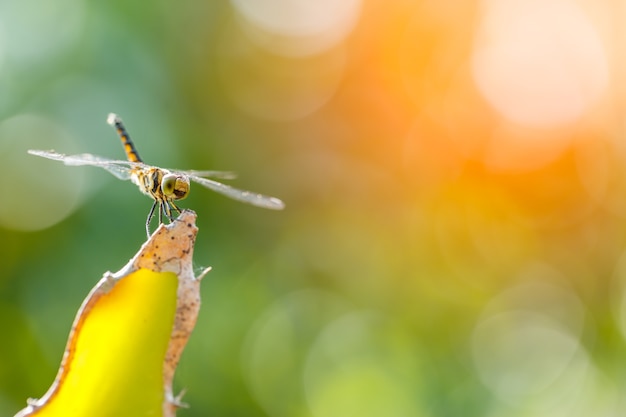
[{"left": 107, "top": 113, "right": 143, "bottom": 163}]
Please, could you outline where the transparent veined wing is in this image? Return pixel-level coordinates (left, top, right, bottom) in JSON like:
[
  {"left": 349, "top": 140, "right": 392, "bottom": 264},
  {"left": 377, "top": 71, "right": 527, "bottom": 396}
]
[
  {"left": 188, "top": 175, "right": 285, "bottom": 210},
  {"left": 28, "top": 150, "right": 137, "bottom": 180},
  {"left": 178, "top": 170, "right": 237, "bottom": 180}
]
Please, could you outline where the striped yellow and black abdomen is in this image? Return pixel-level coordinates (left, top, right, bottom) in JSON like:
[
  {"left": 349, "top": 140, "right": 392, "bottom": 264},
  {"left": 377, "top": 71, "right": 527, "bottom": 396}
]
[{"left": 107, "top": 113, "right": 143, "bottom": 163}]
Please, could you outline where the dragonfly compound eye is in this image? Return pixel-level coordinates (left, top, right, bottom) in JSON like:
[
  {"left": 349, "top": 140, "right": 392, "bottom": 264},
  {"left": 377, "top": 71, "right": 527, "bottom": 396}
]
[{"left": 161, "top": 174, "right": 190, "bottom": 200}]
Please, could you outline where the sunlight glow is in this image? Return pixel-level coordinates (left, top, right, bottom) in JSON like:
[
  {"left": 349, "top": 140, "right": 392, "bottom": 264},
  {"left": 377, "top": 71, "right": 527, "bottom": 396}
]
[
  {"left": 216, "top": 20, "right": 347, "bottom": 121},
  {"left": 472, "top": 278, "right": 590, "bottom": 412},
  {"left": 230, "top": 0, "right": 361, "bottom": 56},
  {"left": 0, "top": 114, "right": 86, "bottom": 231},
  {"left": 472, "top": 0, "right": 608, "bottom": 127}
]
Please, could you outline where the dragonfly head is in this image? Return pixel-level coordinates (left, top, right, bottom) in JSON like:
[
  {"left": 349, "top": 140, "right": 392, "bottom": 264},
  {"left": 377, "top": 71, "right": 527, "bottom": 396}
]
[{"left": 161, "top": 173, "right": 190, "bottom": 200}]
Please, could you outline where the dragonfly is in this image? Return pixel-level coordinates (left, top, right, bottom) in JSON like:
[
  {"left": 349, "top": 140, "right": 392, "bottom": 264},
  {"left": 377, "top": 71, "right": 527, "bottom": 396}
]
[{"left": 29, "top": 113, "right": 285, "bottom": 237}]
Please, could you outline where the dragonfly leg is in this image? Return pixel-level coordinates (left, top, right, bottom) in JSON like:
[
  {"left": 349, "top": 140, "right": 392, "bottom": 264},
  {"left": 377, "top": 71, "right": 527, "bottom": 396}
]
[
  {"left": 170, "top": 201, "right": 182, "bottom": 217},
  {"left": 146, "top": 200, "right": 158, "bottom": 238},
  {"left": 163, "top": 201, "right": 178, "bottom": 223}
]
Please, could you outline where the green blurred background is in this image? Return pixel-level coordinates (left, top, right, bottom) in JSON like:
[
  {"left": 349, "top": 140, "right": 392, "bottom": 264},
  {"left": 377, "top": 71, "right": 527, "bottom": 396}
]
[{"left": 2, "top": 0, "right": 626, "bottom": 416}]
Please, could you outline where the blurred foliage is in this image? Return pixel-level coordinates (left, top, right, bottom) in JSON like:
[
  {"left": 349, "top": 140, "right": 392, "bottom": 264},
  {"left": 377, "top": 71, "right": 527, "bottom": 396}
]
[{"left": 2, "top": 0, "right": 626, "bottom": 416}]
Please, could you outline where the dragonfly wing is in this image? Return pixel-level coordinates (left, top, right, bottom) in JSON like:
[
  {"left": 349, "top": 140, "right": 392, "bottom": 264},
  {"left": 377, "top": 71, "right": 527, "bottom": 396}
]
[
  {"left": 28, "top": 149, "right": 69, "bottom": 161},
  {"left": 28, "top": 150, "right": 134, "bottom": 180},
  {"left": 190, "top": 176, "right": 285, "bottom": 210},
  {"left": 92, "top": 162, "right": 133, "bottom": 180},
  {"left": 178, "top": 169, "right": 238, "bottom": 180}
]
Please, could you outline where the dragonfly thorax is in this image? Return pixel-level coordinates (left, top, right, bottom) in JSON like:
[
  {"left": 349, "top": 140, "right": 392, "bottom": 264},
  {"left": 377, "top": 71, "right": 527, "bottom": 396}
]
[{"left": 133, "top": 168, "right": 190, "bottom": 202}]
